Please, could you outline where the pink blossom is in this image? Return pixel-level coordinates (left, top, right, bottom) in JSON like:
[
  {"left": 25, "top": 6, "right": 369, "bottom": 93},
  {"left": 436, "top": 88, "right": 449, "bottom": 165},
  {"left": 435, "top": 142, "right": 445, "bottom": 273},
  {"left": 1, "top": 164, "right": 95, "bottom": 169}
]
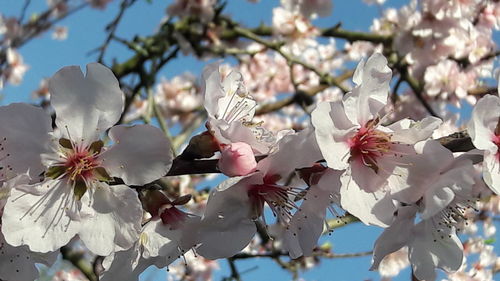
[
  {"left": 281, "top": 0, "right": 333, "bottom": 19},
  {"left": 195, "top": 128, "right": 321, "bottom": 259},
  {"left": 424, "top": 60, "right": 470, "bottom": 99},
  {"left": 478, "top": 3, "right": 500, "bottom": 30},
  {"left": 218, "top": 142, "right": 257, "bottom": 177},
  {"left": 51, "top": 26, "right": 68, "bottom": 40},
  {"left": 468, "top": 94, "right": 500, "bottom": 194},
  {"left": 3, "top": 48, "right": 29, "bottom": 85},
  {"left": 167, "top": 0, "right": 216, "bottom": 22},
  {"left": 272, "top": 7, "right": 318, "bottom": 40}
]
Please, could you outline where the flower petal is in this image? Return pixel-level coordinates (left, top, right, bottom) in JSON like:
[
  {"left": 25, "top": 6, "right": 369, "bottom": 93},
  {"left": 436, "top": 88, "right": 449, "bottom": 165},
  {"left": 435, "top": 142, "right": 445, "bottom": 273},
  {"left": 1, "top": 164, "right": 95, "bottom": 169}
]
[
  {"left": 49, "top": 63, "right": 124, "bottom": 143},
  {"left": 1, "top": 180, "right": 80, "bottom": 253},
  {"left": 284, "top": 169, "right": 342, "bottom": 258},
  {"left": 79, "top": 184, "right": 142, "bottom": 256},
  {"left": 483, "top": 150, "right": 500, "bottom": 194},
  {"left": 196, "top": 177, "right": 256, "bottom": 259},
  {"left": 467, "top": 95, "right": 500, "bottom": 151},
  {"left": 311, "top": 101, "right": 355, "bottom": 170},
  {"left": 263, "top": 127, "right": 322, "bottom": 177},
  {"left": 100, "top": 124, "right": 173, "bottom": 185},
  {"left": 101, "top": 245, "right": 167, "bottom": 281},
  {"left": 202, "top": 63, "right": 225, "bottom": 119},
  {"left": 0, "top": 103, "right": 51, "bottom": 181},
  {"left": 409, "top": 220, "right": 463, "bottom": 281},
  {"left": 0, "top": 230, "right": 57, "bottom": 281},
  {"left": 340, "top": 171, "right": 396, "bottom": 227},
  {"left": 371, "top": 206, "right": 416, "bottom": 271},
  {"left": 345, "top": 53, "right": 392, "bottom": 126},
  {"left": 390, "top": 117, "right": 442, "bottom": 144},
  {"left": 141, "top": 219, "right": 182, "bottom": 262}
]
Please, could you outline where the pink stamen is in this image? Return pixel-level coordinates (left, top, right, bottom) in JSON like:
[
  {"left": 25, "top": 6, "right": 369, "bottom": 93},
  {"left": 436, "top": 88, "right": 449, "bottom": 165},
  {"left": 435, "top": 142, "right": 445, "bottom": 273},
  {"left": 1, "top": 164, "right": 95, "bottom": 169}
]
[
  {"left": 348, "top": 124, "right": 393, "bottom": 172},
  {"left": 63, "top": 148, "right": 100, "bottom": 182},
  {"left": 247, "top": 174, "right": 301, "bottom": 223}
]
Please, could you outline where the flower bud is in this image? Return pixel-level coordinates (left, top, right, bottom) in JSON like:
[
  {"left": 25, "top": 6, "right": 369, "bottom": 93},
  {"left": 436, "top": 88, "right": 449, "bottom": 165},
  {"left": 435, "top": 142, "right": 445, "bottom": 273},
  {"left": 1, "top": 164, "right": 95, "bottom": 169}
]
[{"left": 218, "top": 142, "right": 257, "bottom": 177}]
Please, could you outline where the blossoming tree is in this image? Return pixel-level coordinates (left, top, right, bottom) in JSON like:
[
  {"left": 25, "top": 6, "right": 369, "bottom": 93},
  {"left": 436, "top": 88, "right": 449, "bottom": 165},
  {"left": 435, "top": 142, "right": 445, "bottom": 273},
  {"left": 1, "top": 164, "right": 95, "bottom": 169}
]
[{"left": 1, "top": 0, "right": 500, "bottom": 280}]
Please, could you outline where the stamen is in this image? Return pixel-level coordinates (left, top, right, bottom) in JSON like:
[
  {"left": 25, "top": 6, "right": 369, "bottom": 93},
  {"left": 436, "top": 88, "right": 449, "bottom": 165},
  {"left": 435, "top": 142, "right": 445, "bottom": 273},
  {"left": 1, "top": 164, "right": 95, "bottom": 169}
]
[{"left": 248, "top": 182, "right": 303, "bottom": 224}]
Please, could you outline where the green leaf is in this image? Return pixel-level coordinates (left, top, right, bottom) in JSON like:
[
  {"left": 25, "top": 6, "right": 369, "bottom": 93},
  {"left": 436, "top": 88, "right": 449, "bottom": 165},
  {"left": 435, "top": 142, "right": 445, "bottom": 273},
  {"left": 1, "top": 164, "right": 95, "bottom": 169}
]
[{"left": 484, "top": 238, "right": 496, "bottom": 245}]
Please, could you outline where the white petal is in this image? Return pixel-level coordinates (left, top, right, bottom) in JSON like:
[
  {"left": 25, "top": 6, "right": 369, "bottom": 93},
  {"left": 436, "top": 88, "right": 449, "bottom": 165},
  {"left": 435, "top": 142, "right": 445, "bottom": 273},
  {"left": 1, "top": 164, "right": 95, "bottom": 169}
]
[
  {"left": 218, "top": 71, "right": 255, "bottom": 122},
  {"left": 311, "top": 102, "right": 355, "bottom": 170},
  {"left": 101, "top": 245, "right": 167, "bottom": 281},
  {"left": 0, "top": 103, "right": 51, "bottom": 181},
  {"left": 371, "top": 206, "right": 416, "bottom": 270},
  {"left": 483, "top": 150, "right": 500, "bottom": 194},
  {"left": 390, "top": 117, "right": 442, "bottom": 143},
  {"left": 79, "top": 184, "right": 142, "bottom": 256},
  {"left": 467, "top": 95, "right": 500, "bottom": 151},
  {"left": 202, "top": 63, "right": 225, "bottom": 119},
  {"left": 284, "top": 170, "right": 342, "bottom": 258},
  {"left": 264, "top": 127, "right": 322, "bottom": 177},
  {"left": 1, "top": 180, "right": 80, "bottom": 253},
  {"left": 409, "top": 220, "right": 463, "bottom": 281},
  {"left": 340, "top": 171, "right": 396, "bottom": 227},
  {"left": 421, "top": 161, "right": 475, "bottom": 220},
  {"left": 390, "top": 140, "right": 454, "bottom": 204},
  {"left": 100, "top": 124, "right": 173, "bottom": 185},
  {"left": 346, "top": 53, "right": 392, "bottom": 125},
  {"left": 0, "top": 231, "right": 57, "bottom": 281},
  {"left": 141, "top": 219, "right": 182, "bottom": 264},
  {"left": 49, "top": 63, "right": 124, "bottom": 143},
  {"left": 349, "top": 157, "right": 391, "bottom": 193},
  {"left": 196, "top": 177, "right": 256, "bottom": 259},
  {"left": 209, "top": 118, "right": 270, "bottom": 154}
]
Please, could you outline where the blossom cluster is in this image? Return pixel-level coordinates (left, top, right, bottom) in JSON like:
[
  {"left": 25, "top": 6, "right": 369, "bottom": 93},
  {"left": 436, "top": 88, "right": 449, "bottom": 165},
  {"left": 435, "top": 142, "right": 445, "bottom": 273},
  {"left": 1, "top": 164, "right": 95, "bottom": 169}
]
[
  {"left": 0, "top": 49, "right": 499, "bottom": 281},
  {"left": 1, "top": 0, "right": 500, "bottom": 280}
]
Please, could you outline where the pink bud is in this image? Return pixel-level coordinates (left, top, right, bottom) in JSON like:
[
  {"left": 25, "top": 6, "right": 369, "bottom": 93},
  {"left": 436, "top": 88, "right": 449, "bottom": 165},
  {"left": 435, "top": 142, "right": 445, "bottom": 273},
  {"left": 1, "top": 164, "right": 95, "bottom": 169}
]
[{"left": 218, "top": 142, "right": 257, "bottom": 177}]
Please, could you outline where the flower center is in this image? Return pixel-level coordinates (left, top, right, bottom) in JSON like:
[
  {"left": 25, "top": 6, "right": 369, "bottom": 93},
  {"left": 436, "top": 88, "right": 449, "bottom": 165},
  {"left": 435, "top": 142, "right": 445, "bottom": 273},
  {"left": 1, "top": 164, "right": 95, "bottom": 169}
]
[
  {"left": 348, "top": 125, "right": 392, "bottom": 173},
  {"left": 46, "top": 138, "right": 110, "bottom": 199},
  {"left": 64, "top": 149, "right": 99, "bottom": 182},
  {"left": 247, "top": 175, "right": 300, "bottom": 224},
  {"left": 141, "top": 191, "right": 193, "bottom": 230},
  {"left": 429, "top": 198, "right": 477, "bottom": 243}
]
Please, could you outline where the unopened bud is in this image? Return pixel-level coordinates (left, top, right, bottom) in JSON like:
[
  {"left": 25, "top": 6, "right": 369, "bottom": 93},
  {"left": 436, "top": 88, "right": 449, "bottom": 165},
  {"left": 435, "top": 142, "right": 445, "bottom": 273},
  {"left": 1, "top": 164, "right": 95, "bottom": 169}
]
[{"left": 218, "top": 142, "right": 257, "bottom": 177}]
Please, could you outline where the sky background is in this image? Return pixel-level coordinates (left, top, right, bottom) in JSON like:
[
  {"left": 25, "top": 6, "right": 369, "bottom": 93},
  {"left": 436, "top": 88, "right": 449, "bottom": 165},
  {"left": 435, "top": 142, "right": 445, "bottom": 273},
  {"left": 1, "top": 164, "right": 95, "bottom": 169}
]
[{"left": 1, "top": 0, "right": 499, "bottom": 280}]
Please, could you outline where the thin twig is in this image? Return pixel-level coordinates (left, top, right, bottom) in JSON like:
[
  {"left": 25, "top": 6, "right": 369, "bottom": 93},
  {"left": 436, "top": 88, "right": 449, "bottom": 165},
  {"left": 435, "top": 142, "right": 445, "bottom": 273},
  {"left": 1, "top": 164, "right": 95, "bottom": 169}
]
[
  {"left": 226, "top": 258, "right": 242, "bottom": 281},
  {"left": 18, "top": 0, "right": 32, "bottom": 23},
  {"left": 97, "top": 0, "right": 138, "bottom": 62}
]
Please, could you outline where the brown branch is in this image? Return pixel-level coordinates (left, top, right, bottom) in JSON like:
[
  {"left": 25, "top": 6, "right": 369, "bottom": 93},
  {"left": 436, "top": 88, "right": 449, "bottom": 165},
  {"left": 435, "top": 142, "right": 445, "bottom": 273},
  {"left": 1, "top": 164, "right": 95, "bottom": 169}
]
[
  {"left": 165, "top": 131, "right": 475, "bottom": 176},
  {"left": 96, "top": 0, "right": 138, "bottom": 62},
  {"left": 226, "top": 258, "right": 242, "bottom": 281},
  {"left": 399, "top": 66, "right": 439, "bottom": 118},
  {"left": 231, "top": 250, "right": 372, "bottom": 260},
  {"left": 437, "top": 130, "right": 474, "bottom": 152},
  {"left": 256, "top": 70, "right": 354, "bottom": 115}
]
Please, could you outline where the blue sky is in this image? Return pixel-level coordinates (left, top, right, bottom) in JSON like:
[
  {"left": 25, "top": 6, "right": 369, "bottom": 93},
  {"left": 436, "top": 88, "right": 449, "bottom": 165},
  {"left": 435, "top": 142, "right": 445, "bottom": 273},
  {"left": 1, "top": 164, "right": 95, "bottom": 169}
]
[{"left": 1, "top": 0, "right": 499, "bottom": 280}]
